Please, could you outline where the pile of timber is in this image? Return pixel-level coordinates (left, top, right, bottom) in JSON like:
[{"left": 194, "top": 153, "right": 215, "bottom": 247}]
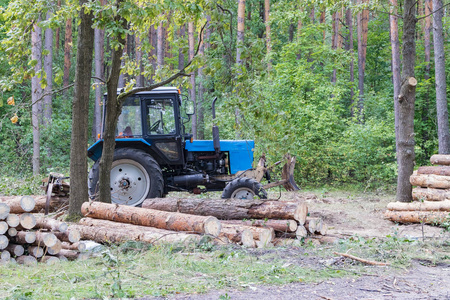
[
  {"left": 78, "top": 197, "right": 331, "bottom": 248},
  {"left": 0, "top": 196, "right": 85, "bottom": 265},
  {"left": 385, "top": 154, "right": 450, "bottom": 225}
]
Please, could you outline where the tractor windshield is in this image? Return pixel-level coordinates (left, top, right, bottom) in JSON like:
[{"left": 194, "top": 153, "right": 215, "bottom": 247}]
[
  {"left": 117, "top": 97, "right": 142, "bottom": 137},
  {"left": 146, "top": 98, "right": 176, "bottom": 135}
]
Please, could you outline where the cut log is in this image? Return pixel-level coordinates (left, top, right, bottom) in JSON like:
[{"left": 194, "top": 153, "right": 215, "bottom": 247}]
[
  {"left": 29, "top": 246, "right": 44, "bottom": 258},
  {"left": 7, "top": 227, "right": 17, "bottom": 237},
  {"left": 75, "top": 218, "right": 202, "bottom": 245},
  {"left": 295, "top": 202, "right": 308, "bottom": 225},
  {"left": 1, "top": 250, "right": 11, "bottom": 261},
  {"left": 387, "top": 200, "right": 450, "bottom": 211},
  {"left": 276, "top": 225, "right": 308, "bottom": 240},
  {"left": 222, "top": 219, "right": 298, "bottom": 232},
  {"left": 410, "top": 173, "right": 450, "bottom": 189},
  {"left": 417, "top": 166, "right": 450, "bottom": 176},
  {"left": 41, "top": 256, "right": 60, "bottom": 265},
  {"left": 53, "top": 227, "right": 81, "bottom": 243},
  {"left": 0, "top": 195, "right": 68, "bottom": 214},
  {"left": 16, "top": 255, "right": 38, "bottom": 266},
  {"left": 0, "top": 235, "right": 8, "bottom": 249},
  {"left": 47, "top": 240, "right": 62, "bottom": 255},
  {"left": 219, "top": 226, "right": 255, "bottom": 247},
  {"left": 57, "top": 249, "right": 79, "bottom": 260},
  {"left": 318, "top": 223, "right": 328, "bottom": 235},
  {"left": 81, "top": 201, "right": 222, "bottom": 236},
  {"left": 61, "top": 241, "right": 86, "bottom": 252},
  {"left": 20, "top": 196, "right": 35, "bottom": 212},
  {"left": 0, "top": 203, "right": 10, "bottom": 220},
  {"left": 35, "top": 232, "right": 58, "bottom": 247},
  {"left": 430, "top": 154, "right": 450, "bottom": 165},
  {"left": 19, "top": 213, "right": 37, "bottom": 229},
  {"left": 5, "top": 243, "right": 24, "bottom": 256},
  {"left": 6, "top": 214, "right": 20, "bottom": 227},
  {"left": 305, "top": 217, "right": 323, "bottom": 234},
  {"left": 14, "top": 231, "right": 36, "bottom": 244},
  {"left": 384, "top": 210, "right": 450, "bottom": 224},
  {"left": 412, "top": 187, "right": 450, "bottom": 202},
  {"left": 142, "top": 198, "right": 307, "bottom": 222},
  {"left": 35, "top": 218, "right": 68, "bottom": 233},
  {"left": 221, "top": 223, "right": 274, "bottom": 245},
  {"left": 0, "top": 221, "right": 8, "bottom": 235}
]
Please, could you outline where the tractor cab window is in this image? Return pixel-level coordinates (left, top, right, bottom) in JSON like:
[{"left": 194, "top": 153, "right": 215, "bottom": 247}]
[
  {"left": 146, "top": 98, "right": 176, "bottom": 135},
  {"left": 117, "top": 97, "right": 142, "bottom": 137}
]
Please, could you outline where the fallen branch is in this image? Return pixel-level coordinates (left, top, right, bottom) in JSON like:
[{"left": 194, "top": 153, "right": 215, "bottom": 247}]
[{"left": 333, "top": 252, "right": 389, "bottom": 266}]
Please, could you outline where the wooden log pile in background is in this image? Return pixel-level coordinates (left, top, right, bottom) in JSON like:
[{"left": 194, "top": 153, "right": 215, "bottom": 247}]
[
  {"left": 0, "top": 196, "right": 85, "bottom": 265},
  {"left": 385, "top": 154, "right": 450, "bottom": 225}
]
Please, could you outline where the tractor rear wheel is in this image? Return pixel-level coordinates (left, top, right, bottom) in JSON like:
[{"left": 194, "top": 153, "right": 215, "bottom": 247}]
[
  {"left": 221, "top": 177, "right": 267, "bottom": 200},
  {"left": 88, "top": 148, "right": 163, "bottom": 206}
]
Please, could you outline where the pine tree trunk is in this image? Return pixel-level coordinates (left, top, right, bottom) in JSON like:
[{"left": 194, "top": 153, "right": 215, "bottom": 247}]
[
  {"left": 31, "top": 21, "right": 42, "bottom": 175},
  {"left": 43, "top": 11, "right": 53, "bottom": 130},
  {"left": 433, "top": 0, "right": 450, "bottom": 154},
  {"left": 178, "top": 25, "right": 185, "bottom": 71},
  {"left": 68, "top": 0, "right": 95, "bottom": 216},
  {"left": 197, "top": 29, "right": 205, "bottom": 140},
  {"left": 396, "top": 0, "right": 417, "bottom": 202},
  {"left": 236, "top": 0, "right": 246, "bottom": 65},
  {"left": 63, "top": 18, "right": 72, "bottom": 92},
  {"left": 357, "top": 0, "right": 369, "bottom": 121},
  {"left": 421, "top": 0, "right": 432, "bottom": 158},
  {"left": 135, "top": 35, "right": 144, "bottom": 87},
  {"left": 390, "top": 0, "right": 401, "bottom": 161},
  {"left": 188, "top": 22, "right": 197, "bottom": 139},
  {"left": 345, "top": 7, "right": 355, "bottom": 114},
  {"left": 93, "top": 25, "right": 105, "bottom": 140},
  {"left": 264, "top": 0, "right": 272, "bottom": 71},
  {"left": 157, "top": 20, "right": 164, "bottom": 69}
]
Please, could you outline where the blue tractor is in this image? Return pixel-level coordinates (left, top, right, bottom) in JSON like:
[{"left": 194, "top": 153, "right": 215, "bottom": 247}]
[{"left": 87, "top": 87, "right": 299, "bottom": 206}]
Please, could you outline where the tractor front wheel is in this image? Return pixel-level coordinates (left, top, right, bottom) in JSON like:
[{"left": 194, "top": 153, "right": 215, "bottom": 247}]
[
  {"left": 221, "top": 177, "right": 267, "bottom": 200},
  {"left": 88, "top": 148, "right": 163, "bottom": 206}
]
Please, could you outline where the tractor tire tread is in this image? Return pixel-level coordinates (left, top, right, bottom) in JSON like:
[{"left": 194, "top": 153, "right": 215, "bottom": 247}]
[{"left": 221, "top": 177, "right": 267, "bottom": 199}]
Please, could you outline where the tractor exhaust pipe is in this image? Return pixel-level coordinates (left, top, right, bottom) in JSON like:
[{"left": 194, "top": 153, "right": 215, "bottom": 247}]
[{"left": 212, "top": 97, "right": 220, "bottom": 154}]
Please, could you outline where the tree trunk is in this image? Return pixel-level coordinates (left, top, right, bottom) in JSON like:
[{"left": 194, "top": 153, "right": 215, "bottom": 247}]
[
  {"left": 421, "top": 0, "right": 432, "bottom": 155},
  {"left": 413, "top": 187, "right": 450, "bottom": 201},
  {"left": 387, "top": 199, "right": 450, "bottom": 211},
  {"left": 357, "top": 0, "right": 369, "bottom": 121},
  {"left": 264, "top": 0, "right": 271, "bottom": 71},
  {"left": 135, "top": 35, "right": 144, "bottom": 87},
  {"left": 236, "top": 0, "right": 246, "bottom": 65},
  {"left": 396, "top": 0, "right": 417, "bottom": 202},
  {"left": 346, "top": 7, "right": 355, "bottom": 113},
  {"left": 74, "top": 219, "right": 202, "bottom": 245},
  {"left": 63, "top": 18, "right": 72, "bottom": 91},
  {"left": 219, "top": 227, "right": 255, "bottom": 247},
  {"left": 221, "top": 223, "right": 274, "bottom": 245},
  {"left": 433, "top": 0, "right": 450, "bottom": 154},
  {"left": 81, "top": 202, "right": 222, "bottom": 236},
  {"left": 222, "top": 219, "right": 298, "bottom": 233},
  {"left": 410, "top": 173, "right": 450, "bottom": 189},
  {"left": 390, "top": 0, "right": 401, "bottom": 159},
  {"left": 68, "top": 0, "right": 95, "bottom": 216},
  {"left": 178, "top": 25, "right": 185, "bottom": 71},
  {"left": 156, "top": 20, "right": 164, "bottom": 69},
  {"left": 384, "top": 210, "right": 450, "bottom": 224},
  {"left": 31, "top": 21, "right": 42, "bottom": 175},
  {"left": 142, "top": 197, "right": 308, "bottom": 223},
  {"left": 430, "top": 154, "right": 450, "bottom": 165},
  {"left": 320, "top": 9, "right": 325, "bottom": 43},
  {"left": 197, "top": 28, "right": 205, "bottom": 140},
  {"left": 417, "top": 166, "right": 450, "bottom": 176},
  {"left": 188, "top": 22, "right": 197, "bottom": 139},
  {"left": 93, "top": 8, "right": 105, "bottom": 141},
  {"left": 43, "top": 11, "right": 53, "bottom": 130},
  {"left": 35, "top": 218, "right": 68, "bottom": 232}
]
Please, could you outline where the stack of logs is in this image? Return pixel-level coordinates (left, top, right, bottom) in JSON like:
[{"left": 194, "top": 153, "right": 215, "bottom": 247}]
[
  {"left": 79, "top": 197, "right": 329, "bottom": 248},
  {"left": 0, "top": 196, "right": 85, "bottom": 265},
  {"left": 385, "top": 154, "right": 450, "bottom": 225}
]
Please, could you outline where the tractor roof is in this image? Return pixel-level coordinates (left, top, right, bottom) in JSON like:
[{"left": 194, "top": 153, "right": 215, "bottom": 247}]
[{"left": 106, "top": 86, "right": 179, "bottom": 96}]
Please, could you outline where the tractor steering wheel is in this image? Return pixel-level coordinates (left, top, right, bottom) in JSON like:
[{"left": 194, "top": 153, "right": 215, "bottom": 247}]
[{"left": 150, "top": 120, "right": 161, "bottom": 132}]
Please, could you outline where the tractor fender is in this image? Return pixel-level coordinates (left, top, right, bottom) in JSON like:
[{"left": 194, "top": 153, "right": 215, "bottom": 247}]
[{"left": 87, "top": 138, "right": 152, "bottom": 162}]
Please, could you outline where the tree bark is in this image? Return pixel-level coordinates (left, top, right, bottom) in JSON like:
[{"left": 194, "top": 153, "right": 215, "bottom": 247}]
[
  {"left": 0, "top": 195, "right": 67, "bottom": 214},
  {"left": 31, "top": 20, "right": 42, "bottom": 175},
  {"left": 43, "top": 11, "right": 53, "bottom": 130},
  {"left": 431, "top": 154, "right": 450, "bottom": 165},
  {"left": 236, "top": 0, "right": 246, "bottom": 65},
  {"left": 433, "top": 0, "right": 450, "bottom": 154},
  {"left": 188, "top": 22, "right": 197, "bottom": 139},
  {"left": 76, "top": 218, "right": 202, "bottom": 245},
  {"left": 35, "top": 218, "right": 68, "bottom": 232},
  {"left": 142, "top": 197, "right": 308, "bottom": 223},
  {"left": 413, "top": 187, "right": 450, "bottom": 201},
  {"left": 63, "top": 18, "right": 72, "bottom": 92},
  {"left": 156, "top": 20, "right": 164, "bottom": 69},
  {"left": 387, "top": 199, "right": 450, "bottom": 211},
  {"left": 68, "top": 0, "right": 95, "bottom": 216},
  {"left": 390, "top": 0, "right": 401, "bottom": 156},
  {"left": 396, "top": 0, "right": 417, "bottom": 202},
  {"left": 345, "top": 7, "right": 355, "bottom": 112},
  {"left": 81, "top": 202, "right": 222, "bottom": 236},
  {"left": 135, "top": 35, "right": 144, "bottom": 87},
  {"left": 417, "top": 166, "right": 450, "bottom": 176},
  {"left": 197, "top": 28, "right": 205, "bottom": 140},
  {"left": 219, "top": 227, "right": 255, "bottom": 247},
  {"left": 264, "top": 0, "right": 272, "bottom": 71},
  {"left": 384, "top": 210, "right": 450, "bottom": 224},
  {"left": 222, "top": 219, "right": 298, "bottom": 233},
  {"left": 410, "top": 173, "right": 450, "bottom": 189},
  {"left": 357, "top": 0, "right": 369, "bottom": 121},
  {"left": 93, "top": 7, "right": 105, "bottom": 141}
]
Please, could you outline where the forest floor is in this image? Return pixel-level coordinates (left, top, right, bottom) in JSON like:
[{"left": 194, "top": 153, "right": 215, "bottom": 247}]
[{"left": 148, "top": 190, "right": 450, "bottom": 300}]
